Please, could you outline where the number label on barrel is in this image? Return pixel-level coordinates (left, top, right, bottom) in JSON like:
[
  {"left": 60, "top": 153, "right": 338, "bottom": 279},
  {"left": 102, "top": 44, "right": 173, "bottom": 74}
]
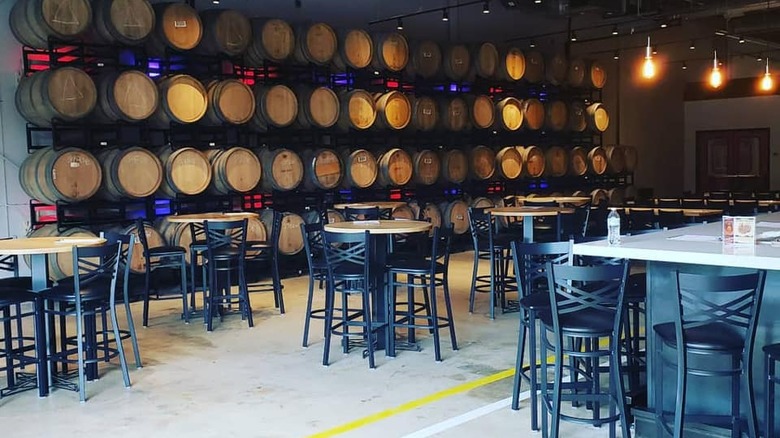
[
  {"left": 174, "top": 20, "right": 187, "bottom": 28},
  {"left": 357, "top": 156, "right": 367, "bottom": 163},
  {"left": 456, "top": 214, "right": 464, "bottom": 220},
  {"left": 423, "top": 51, "right": 432, "bottom": 58},
  {"left": 423, "top": 108, "right": 432, "bottom": 115},
  {"left": 423, "top": 158, "right": 432, "bottom": 164}
]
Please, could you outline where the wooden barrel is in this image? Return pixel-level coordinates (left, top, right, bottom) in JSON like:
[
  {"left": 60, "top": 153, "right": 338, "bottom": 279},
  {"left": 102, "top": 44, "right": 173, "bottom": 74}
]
[
  {"left": 410, "top": 95, "right": 438, "bottom": 131},
  {"left": 607, "top": 187, "right": 625, "bottom": 206},
  {"left": 439, "top": 200, "right": 469, "bottom": 235},
  {"left": 198, "top": 9, "right": 251, "bottom": 56},
  {"left": 377, "top": 148, "right": 413, "bottom": 187},
  {"left": 245, "top": 18, "right": 295, "bottom": 65},
  {"left": 546, "top": 53, "right": 568, "bottom": 85},
  {"left": 495, "top": 146, "right": 523, "bottom": 180},
  {"left": 302, "top": 148, "right": 343, "bottom": 191},
  {"left": 470, "top": 197, "right": 494, "bottom": 210},
  {"left": 590, "top": 188, "right": 609, "bottom": 206},
  {"left": 518, "top": 145, "right": 545, "bottom": 178},
  {"left": 604, "top": 145, "right": 626, "bottom": 174},
  {"left": 93, "top": 70, "right": 158, "bottom": 123},
  {"left": 569, "top": 146, "right": 588, "bottom": 176},
  {"left": 623, "top": 145, "right": 638, "bottom": 173},
  {"left": 545, "top": 100, "right": 568, "bottom": 131},
  {"left": 96, "top": 147, "right": 163, "bottom": 200},
  {"left": 473, "top": 42, "right": 499, "bottom": 79},
  {"left": 340, "top": 149, "right": 377, "bottom": 189},
  {"left": 20, "top": 147, "right": 102, "bottom": 204},
  {"left": 146, "top": 3, "right": 202, "bottom": 55},
  {"left": 441, "top": 149, "right": 468, "bottom": 184},
  {"left": 495, "top": 97, "right": 523, "bottom": 131},
  {"left": 260, "top": 210, "right": 304, "bottom": 255},
  {"left": 10, "top": 0, "right": 92, "bottom": 48},
  {"left": 587, "top": 146, "right": 608, "bottom": 175},
  {"left": 408, "top": 40, "right": 441, "bottom": 79},
  {"left": 337, "top": 89, "right": 376, "bottom": 131},
  {"left": 412, "top": 149, "right": 441, "bottom": 186},
  {"left": 470, "top": 94, "right": 495, "bottom": 130},
  {"left": 440, "top": 96, "right": 469, "bottom": 132},
  {"left": 203, "top": 79, "right": 255, "bottom": 126},
  {"left": 250, "top": 84, "right": 298, "bottom": 131},
  {"left": 421, "top": 203, "right": 442, "bottom": 236},
  {"left": 499, "top": 47, "right": 525, "bottom": 81},
  {"left": 544, "top": 146, "right": 568, "bottom": 177},
  {"left": 470, "top": 145, "right": 496, "bottom": 181},
  {"left": 443, "top": 44, "right": 471, "bottom": 81},
  {"left": 522, "top": 98, "right": 545, "bottom": 131},
  {"left": 207, "top": 147, "right": 262, "bottom": 194},
  {"left": 332, "top": 29, "right": 373, "bottom": 70},
  {"left": 371, "top": 32, "right": 409, "bottom": 72},
  {"left": 157, "top": 220, "right": 193, "bottom": 264},
  {"left": 258, "top": 147, "right": 303, "bottom": 192},
  {"left": 374, "top": 91, "right": 411, "bottom": 130},
  {"left": 569, "top": 101, "right": 587, "bottom": 132},
  {"left": 407, "top": 200, "right": 422, "bottom": 221},
  {"left": 568, "top": 58, "right": 587, "bottom": 88},
  {"left": 624, "top": 185, "right": 638, "bottom": 201},
  {"left": 587, "top": 60, "right": 607, "bottom": 89},
  {"left": 149, "top": 74, "right": 208, "bottom": 127},
  {"left": 327, "top": 209, "right": 345, "bottom": 224},
  {"left": 523, "top": 51, "right": 545, "bottom": 83},
  {"left": 294, "top": 22, "right": 337, "bottom": 65},
  {"left": 113, "top": 222, "right": 165, "bottom": 274},
  {"left": 585, "top": 102, "right": 609, "bottom": 132},
  {"left": 297, "top": 86, "right": 340, "bottom": 129},
  {"left": 26, "top": 226, "right": 97, "bottom": 280},
  {"left": 15, "top": 67, "right": 97, "bottom": 127},
  {"left": 157, "top": 147, "right": 212, "bottom": 197},
  {"left": 92, "top": 0, "right": 154, "bottom": 45},
  {"left": 391, "top": 204, "right": 416, "bottom": 220}
]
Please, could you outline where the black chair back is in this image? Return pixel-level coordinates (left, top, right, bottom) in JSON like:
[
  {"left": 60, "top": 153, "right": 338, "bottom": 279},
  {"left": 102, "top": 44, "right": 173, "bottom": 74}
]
[
  {"left": 657, "top": 209, "right": 686, "bottom": 229},
  {"left": 204, "top": 219, "right": 248, "bottom": 256},
  {"left": 627, "top": 208, "right": 657, "bottom": 231},
  {"left": 100, "top": 231, "right": 135, "bottom": 293},
  {"left": 322, "top": 230, "right": 370, "bottom": 282},
  {"left": 135, "top": 220, "right": 153, "bottom": 263},
  {"left": 344, "top": 206, "right": 380, "bottom": 221},
  {"left": 511, "top": 240, "right": 572, "bottom": 299},
  {"left": 301, "top": 222, "right": 325, "bottom": 274},
  {"left": 70, "top": 242, "right": 122, "bottom": 295},
  {"left": 467, "top": 207, "right": 495, "bottom": 248},
  {"left": 730, "top": 200, "right": 759, "bottom": 216}
]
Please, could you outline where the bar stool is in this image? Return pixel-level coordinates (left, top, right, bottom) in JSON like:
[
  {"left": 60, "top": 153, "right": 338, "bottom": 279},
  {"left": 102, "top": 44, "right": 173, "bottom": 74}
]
[
  {"left": 301, "top": 222, "right": 328, "bottom": 347},
  {"left": 344, "top": 206, "right": 381, "bottom": 221},
  {"left": 764, "top": 343, "right": 779, "bottom": 438},
  {"left": 467, "top": 208, "right": 514, "bottom": 320},
  {"left": 653, "top": 270, "right": 766, "bottom": 438},
  {"left": 539, "top": 262, "right": 631, "bottom": 438},
  {"left": 246, "top": 210, "right": 284, "bottom": 314},
  {"left": 0, "top": 287, "right": 40, "bottom": 398}
]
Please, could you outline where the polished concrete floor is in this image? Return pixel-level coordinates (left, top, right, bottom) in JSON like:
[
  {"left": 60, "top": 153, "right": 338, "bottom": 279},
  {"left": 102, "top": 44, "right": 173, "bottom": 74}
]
[{"left": 0, "top": 252, "right": 629, "bottom": 437}]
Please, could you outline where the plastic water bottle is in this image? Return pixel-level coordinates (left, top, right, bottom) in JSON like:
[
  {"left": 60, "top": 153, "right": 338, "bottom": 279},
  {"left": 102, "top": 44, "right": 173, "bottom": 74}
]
[{"left": 607, "top": 208, "right": 621, "bottom": 245}]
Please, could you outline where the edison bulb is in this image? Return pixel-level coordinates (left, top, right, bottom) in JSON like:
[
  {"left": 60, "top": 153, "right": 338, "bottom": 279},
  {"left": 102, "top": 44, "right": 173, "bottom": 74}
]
[
  {"left": 709, "top": 67, "right": 723, "bottom": 88},
  {"left": 761, "top": 73, "right": 774, "bottom": 91},
  {"left": 642, "top": 57, "right": 656, "bottom": 79}
]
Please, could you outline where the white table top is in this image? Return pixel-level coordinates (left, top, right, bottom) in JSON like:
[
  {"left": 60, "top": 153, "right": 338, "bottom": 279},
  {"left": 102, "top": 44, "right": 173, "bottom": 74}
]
[
  {"left": 0, "top": 236, "right": 106, "bottom": 255},
  {"left": 166, "top": 212, "right": 260, "bottom": 223},
  {"left": 624, "top": 207, "right": 723, "bottom": 217},
  {"left": 517, "top": 196, "right": 591, "bottom": 205},
  {"left": 573, "top": 213, "right": 780, "bottom": 270},
  {"left": 488, "top": 206, "right": 574, "bottom": 217},
  {"left": 332, "top": 202, "right": 407, "bottom": 210},
  {"left": 324, "top": 220, "right": 431, "bottom": 235}
]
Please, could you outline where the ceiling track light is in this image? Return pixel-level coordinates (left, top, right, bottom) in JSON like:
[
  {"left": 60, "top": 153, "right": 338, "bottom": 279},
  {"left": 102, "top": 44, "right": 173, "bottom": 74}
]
[
  {"left": 483, "top": 1, "right": 490, "bottom": 14},
  {"left": 652, "top": 46, "right": 658, "bottom": 55},
  {"left": 611, "top": 26, "right": 618, "bottom": 36},
  {"left": 689, "top": 40, "right": 696, "bottom": 50},
  {"left": 682, "top": 62, "right": 688, "bottom": 70},
  {"left": 613, "top": 51, "right": 619, "bottom": 60},
  {"left": 739, "top": 37, "right": 746, "bottom": 44},
  {"left": 758, "top": 55, "right": 764, "bottom": 62},
  {"left": 534, "top": 0, "right": 542, "bottom": 4},
  {"left": 570, "top": 31, "right": 577, "bottom": 42},
  {"left": 529, "top": 39, "right": 536, "bottom": 48},
  {"left": 396, "top": 18, "right": 403, "bottom": 30},
  {"left": 660, "top": 23, "right": 667, "bottom": 28},
  {"left": 442, "top": 9, "right": 449, "bottom": 21}
]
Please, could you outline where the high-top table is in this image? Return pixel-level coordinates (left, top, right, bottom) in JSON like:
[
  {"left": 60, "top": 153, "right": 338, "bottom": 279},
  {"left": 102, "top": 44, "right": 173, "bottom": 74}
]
[
  {"left": 165, "top": 212, "right": 259, "bottom": 223},
  {"left": 324, "top": 220, "right": 431, "bottom": 354},
  {"left": 573, "top": 216, "right": 780, "bottom": 436},
  {"left": 487, "top": 206, "right": 574, "bottom": 242},
  {"left": 332, "top": 202, "right": 408, "bottom": 211},
  {"left": 0, "top": 236, "right": 106, "bottom": 397},
  {"left": 515, "top": 196, "right": 591, "bottom": 206}
]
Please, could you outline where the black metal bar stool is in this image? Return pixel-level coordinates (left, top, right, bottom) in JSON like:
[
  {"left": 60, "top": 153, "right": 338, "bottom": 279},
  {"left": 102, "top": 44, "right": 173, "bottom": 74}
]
[
  {"left": 301, "top": 222, "right": 328, "bottom": 347},
  {"left": 653, "top": 270, "right": 766, "bottom": 438},
  {"left": 467, "top": 208, "right": 514, "bottom": 319},
  {"left": 136, "top": 220, "right": 188, "bottom": 326},
  {"left": 764, "top": 343, "right": 779, "bottom": 438}
]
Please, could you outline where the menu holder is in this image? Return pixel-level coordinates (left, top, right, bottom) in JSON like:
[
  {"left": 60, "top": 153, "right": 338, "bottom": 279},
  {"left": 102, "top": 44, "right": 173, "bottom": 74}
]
[{"left": 722, "top": 216, "right": 756, "bottom": 246}]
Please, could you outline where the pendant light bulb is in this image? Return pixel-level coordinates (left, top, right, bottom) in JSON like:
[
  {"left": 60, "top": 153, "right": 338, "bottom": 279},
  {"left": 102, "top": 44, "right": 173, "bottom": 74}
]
[
  {"left": 396, "top": 18, "right": 403, "bottom": 30},
  {"left": 641, "top": 36, "right": 656, "bottom": 79},
  {"left": 761, "top": 58, "right": 774, "bottom": 91},
  {"left": 709, "top": 50, "right": 723, "bottom": 89}
]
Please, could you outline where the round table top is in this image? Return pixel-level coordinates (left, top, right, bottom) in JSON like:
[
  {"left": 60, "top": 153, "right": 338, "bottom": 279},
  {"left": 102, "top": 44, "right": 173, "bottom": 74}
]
[
  {"left": 516, "top": 196, "right": 591, "bottom": 205},
  {"left": 332, "top": 202, "right": 407, "bottom": 210},
  {"left": 324, "top": 220, "right": 431, "bottom": 235},
  {"left": 166, "top": 212, "right": 260, "bottom": 223},
  {"left": 488, "top": 206, "right": 574, "bottom": 217},
  {"left": 0, "top": 236, "right": 106, "bottom": 255},
  {"left": 625, "top": 207, "right": 723, "bottom": 217}
]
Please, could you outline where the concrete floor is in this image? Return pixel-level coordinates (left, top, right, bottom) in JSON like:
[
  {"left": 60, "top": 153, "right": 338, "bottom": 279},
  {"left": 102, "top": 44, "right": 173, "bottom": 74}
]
[{"left": 0, "top": 251, "right": 629, "bottom": 437}]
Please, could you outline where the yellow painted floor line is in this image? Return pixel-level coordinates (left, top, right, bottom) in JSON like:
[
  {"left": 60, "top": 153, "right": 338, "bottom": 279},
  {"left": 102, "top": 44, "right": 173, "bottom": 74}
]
[{"left": 306, "top": 367, "right": 515, "bottom": 438}]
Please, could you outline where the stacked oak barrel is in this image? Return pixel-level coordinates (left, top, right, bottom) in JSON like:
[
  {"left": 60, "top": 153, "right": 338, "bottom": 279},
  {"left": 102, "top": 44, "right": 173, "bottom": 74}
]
[{"left": 11, "top": 0, "right": 631, "bottom": 258}]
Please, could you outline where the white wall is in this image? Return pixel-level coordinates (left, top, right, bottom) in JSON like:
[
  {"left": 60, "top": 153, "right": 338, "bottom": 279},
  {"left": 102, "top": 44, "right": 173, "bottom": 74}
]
[{"left": 683, "top": 95, "right": 780, "bottom": 193}]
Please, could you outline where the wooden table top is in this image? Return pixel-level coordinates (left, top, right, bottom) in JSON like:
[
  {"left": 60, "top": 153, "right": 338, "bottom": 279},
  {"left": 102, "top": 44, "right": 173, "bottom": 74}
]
[
  {"left": 516, "top": 196, "right": 591, "bottom": 205},
  {"left": 488, "top": 206, "right": 575, "bottom": 217},
  {"left": 624, "top": 207, "right": 723, "bottom": 217},
  {"left": 332, "top": 202, "right": 407, "bottom": 210},
  {"left": 324, "top": 220, "right": 431, "bottom": 235},
  {"left": 166, "top": 212, "right": 260, "bottom": 223},
  {"left": 0, "top": 236, "right": 106, "bottom": 255}
]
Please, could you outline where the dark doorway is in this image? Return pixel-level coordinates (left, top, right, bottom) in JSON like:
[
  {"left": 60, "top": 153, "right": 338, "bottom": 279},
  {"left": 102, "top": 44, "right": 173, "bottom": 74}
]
[{"left": 696, "top": 128, "right": 770, "bottom": 193}]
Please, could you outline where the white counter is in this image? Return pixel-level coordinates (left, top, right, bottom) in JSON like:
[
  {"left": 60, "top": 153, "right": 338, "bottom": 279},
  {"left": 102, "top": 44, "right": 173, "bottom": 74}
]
[{"left": 572, "top": 213, "right": 780, "bottom": 270}]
